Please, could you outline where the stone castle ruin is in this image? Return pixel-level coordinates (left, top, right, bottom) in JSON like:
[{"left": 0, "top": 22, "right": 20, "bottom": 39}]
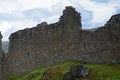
[{"left": 0, "top": 6, "right": 120, "bottom": 78}]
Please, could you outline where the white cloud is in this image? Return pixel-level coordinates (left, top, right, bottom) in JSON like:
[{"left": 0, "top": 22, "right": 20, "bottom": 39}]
[
  {"left": 0, "top": 21, "right": 12, "bottom": 41},
  {"left": 0, "top": 11, "right": 38, "bottom": 41},
  {"left": 18, "top": 0, "right": 61, "bottom": 10},
  {"left": 0, "top": 0, "right": 120, "bottom": 41},
  {"left": 76, "top": 0, "right": 120, "bottom": 24},
  {"left": 2, "top": 19, "right": 37, "bottom": 41},
  {"left": 12, "top": 11, "right": 26, "bottom": 20},
  {"left": 0, "top": 0, "right": 21, "bottom": 13},
  {"left": 11, "top": 20, "right": 37, "bottom": 31},
  {"left": 0, "top": 21, "right": 12, "bottom": 34},
  {"left": 41, "top": 15, "right": 60, "bottom": 24},
  {"left": 0, "top": 0, "right": 62, "bottom": 13}
]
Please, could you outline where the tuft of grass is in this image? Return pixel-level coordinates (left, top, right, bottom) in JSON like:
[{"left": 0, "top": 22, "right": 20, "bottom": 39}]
[{"left": 4, "top": 60, "right": 120, "bottom": 80}]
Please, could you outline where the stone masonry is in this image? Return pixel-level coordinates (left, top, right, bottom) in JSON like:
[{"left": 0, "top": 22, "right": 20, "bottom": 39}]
[
  {"left": 0, "top": 6, "right": 120, "bottom": 78},
  {"left": 0, "top": 32, "right": 2, "bottom": 79}
]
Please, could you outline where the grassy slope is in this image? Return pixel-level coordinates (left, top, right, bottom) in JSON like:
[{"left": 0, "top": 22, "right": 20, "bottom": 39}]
[{"left": 4, "top": 60, "right": 120, "bottom": 80}]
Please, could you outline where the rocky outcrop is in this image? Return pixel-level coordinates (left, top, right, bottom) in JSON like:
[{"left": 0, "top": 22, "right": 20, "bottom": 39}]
[
  {"left": 64, "top": 64, "right": 89, "bottom": 80},
  {"left": 1, "top": 6, "right": 120, "bottom": 78}
]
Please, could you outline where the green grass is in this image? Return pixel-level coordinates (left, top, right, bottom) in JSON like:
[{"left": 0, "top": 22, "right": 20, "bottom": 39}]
[{"left": 4, "top": 60, "right": 120, "bottom": 80}]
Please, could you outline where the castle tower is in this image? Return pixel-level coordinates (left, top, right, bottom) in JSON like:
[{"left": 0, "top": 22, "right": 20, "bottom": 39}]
[
  {"left": 59, "top": 6, "right": 82, "bottom": 43},
  {"left": 59, "top": 6, "right": 83, "bottom": 51},
  {"left": 59, "top": 6, "right": 82, "bottom": 28}
]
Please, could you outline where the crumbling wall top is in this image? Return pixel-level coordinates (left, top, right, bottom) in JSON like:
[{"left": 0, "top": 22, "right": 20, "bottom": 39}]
[
  {"left": 105, "top": 13, "right": 120, "bottom": 27},
  {"left": 59, "top": 6, "right": 81, "bottom": 28},
  {"left": 0, "top": 32, "right": 2, "bottom": 39}
]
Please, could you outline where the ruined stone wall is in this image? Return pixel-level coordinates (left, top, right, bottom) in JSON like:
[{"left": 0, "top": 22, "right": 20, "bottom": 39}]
[
  {"left": 2, "top": 6, "right": 83, "bottom": 77},
  {"left": 2, "top": 6, "right": 120, "bottom": 78},
  {"left": 0, "top": 32, "right": 2, "bottom": 79}
]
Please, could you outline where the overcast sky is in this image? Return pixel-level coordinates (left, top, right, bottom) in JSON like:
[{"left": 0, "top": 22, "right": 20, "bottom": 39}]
[{"left": 0, "top": 0, "right": 120, "bottom": 41}]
